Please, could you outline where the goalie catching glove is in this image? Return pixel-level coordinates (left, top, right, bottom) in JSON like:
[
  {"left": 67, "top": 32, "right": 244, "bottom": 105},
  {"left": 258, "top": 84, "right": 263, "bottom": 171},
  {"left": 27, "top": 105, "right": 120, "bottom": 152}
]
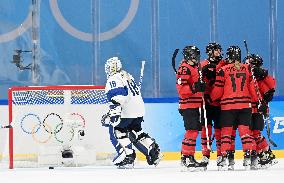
[{"left": 101, "top": 104, "right": 122, "bottom": 127}]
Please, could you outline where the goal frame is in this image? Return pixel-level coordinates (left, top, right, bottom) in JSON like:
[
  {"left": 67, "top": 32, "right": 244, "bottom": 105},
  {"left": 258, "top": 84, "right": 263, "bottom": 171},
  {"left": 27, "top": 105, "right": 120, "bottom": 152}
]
[{"left": 8, "top": 85, "right": 105, "bottom": 169}]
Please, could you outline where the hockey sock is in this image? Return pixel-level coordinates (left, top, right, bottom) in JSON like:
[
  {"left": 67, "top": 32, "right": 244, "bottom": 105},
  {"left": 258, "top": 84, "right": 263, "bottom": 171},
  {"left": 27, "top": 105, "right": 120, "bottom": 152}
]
[
  {"left": 221, "top": 126, "right": 233, "bottom": 155},
  {"left": 229, "top": 129, "right": 236, "bottom": 151},
  {"left": 182, "top": 130, "right": 198, "bottom": 156},
  {"left": 238, "top": 125, "right": 255, "bottom": 152},
  {"left": 252, "top": 130, "right": 269, "bottom": 153},
  {"left": 201, "top": 125, "right": 212, "bottom": 157},
  {"left": 214, "top": 128, "right": 221, "bottom": 156}
]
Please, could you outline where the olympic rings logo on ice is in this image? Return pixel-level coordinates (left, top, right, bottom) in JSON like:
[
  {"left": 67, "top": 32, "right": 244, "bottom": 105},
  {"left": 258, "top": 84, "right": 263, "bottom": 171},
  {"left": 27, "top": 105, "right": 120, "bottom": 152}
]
[
  {"left": 0, "top": 0, "right": 139, "bottom": 43},
  {"left": 20, "top": 112, "right": 86, "bottom": 144}
]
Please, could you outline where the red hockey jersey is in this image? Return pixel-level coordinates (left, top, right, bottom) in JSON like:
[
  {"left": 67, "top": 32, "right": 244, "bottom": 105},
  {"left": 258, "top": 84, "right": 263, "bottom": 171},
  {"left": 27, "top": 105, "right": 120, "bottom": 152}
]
[
  {"left": 251, "top": 74, "right": 276, "bottom": 113},
  {"left": 176, "top": 60, "right": 203, "bottom": 109},
  {"left": 200, "top": 59, "right": 226, "bottom": 106},
  {"left": 211, "top": 63, "right": 258, "bottom": 110},
  {"left": 259, "top": 75, "right": 276, "bottom": 94}
]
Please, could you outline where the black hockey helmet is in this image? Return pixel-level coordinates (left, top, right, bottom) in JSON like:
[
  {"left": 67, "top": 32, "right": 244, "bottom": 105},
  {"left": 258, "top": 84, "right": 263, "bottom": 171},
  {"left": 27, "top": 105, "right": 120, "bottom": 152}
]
[
  {"left": 182, "top": 45, "right": 200, "bottom": 62},
  {"left": 206, "top": 42, "right": 223, "bottom": 63},
  {"left": 245, "top": 54, "right": 263, "bottom": 67},
  {"left": 225, "top": 46, "right": 241, "bottom": 62},
  {"left": 206, "top": 42, "right": 222, "bottom": 56}
]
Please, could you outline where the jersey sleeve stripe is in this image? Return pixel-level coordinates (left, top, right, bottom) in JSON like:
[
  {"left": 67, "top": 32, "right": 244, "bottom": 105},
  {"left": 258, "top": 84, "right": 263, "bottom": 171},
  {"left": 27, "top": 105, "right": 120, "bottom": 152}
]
[{"left": 106, "top": 87, "right": 128, "bottom": 101}]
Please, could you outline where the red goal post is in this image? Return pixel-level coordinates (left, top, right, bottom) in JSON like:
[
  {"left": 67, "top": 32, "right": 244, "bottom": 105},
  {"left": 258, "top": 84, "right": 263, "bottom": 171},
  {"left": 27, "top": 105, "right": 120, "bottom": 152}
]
[{"left": 7, "top": 85, "right": 114, "bottom": 169}]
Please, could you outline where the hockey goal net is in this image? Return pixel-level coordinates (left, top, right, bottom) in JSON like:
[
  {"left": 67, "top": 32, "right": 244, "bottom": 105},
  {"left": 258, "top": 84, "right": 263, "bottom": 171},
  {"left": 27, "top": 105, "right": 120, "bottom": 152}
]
[{"left": 2, "top": 85, "right": 116, "bottom": 169}]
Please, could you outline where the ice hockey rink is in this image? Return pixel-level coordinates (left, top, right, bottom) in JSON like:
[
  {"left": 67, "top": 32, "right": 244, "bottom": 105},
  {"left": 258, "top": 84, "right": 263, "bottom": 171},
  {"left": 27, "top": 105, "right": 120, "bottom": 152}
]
[
  {"left": 1, "top": 159, "right": 283, "bottom": 183},
  {"left": 1, "top": 1, "right": 284, "bottom": 183}
]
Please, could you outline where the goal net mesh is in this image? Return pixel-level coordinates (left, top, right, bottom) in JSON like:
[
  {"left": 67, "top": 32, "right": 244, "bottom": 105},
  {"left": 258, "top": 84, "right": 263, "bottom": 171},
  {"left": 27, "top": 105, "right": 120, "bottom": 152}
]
[{"left": 1, "top": 85, "right": 116, "bottom": 168}]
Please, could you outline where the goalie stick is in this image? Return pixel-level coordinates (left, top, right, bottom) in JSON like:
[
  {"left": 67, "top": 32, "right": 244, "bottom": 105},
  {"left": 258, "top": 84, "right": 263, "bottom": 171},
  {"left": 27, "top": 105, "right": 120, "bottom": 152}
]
[
  {"left": 138, "top": 60, "right": 146, "bottom": 89},
  {"left": 243, "top": 40, "right": 277, "bottom": 147}
]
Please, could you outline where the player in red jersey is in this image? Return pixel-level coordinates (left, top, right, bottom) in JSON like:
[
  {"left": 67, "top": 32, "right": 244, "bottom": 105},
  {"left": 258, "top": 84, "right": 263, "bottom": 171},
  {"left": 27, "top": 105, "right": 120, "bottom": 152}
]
[
  {"left": 176, "top": 45, "right": 206, "bottom": 171},
  {"left": 244, "top": 54, "right": 278, "bottom": 169},
  {"left": 211, "top": 46, "right": 261, "bottom": 171},
  {"left": 199, "top": 42, "right": 226, "bottom": 168}
]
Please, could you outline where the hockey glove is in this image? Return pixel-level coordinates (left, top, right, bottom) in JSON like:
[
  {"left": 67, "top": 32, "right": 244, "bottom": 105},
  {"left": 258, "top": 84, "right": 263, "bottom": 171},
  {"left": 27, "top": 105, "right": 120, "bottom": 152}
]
[
  {"left": 258, "top": 100, "right": 268, "bottom": 115},
  {"left": 202, "top": 64, "right": 216, "bottom": 80},
  {"left": 253, "top": 67, "right": 268, "bottom": 80},
  {"left": 193, "top": 81, "right": 206, "bottom": 93},
  {"left": 263, "top": 89, "right": 275, "bottom": 103},
  {"left": 101, "top": 113, "right": 111, "bottom": 127},
  {"left": 109, "top": 104, "right": 122, "bottom": 126}
]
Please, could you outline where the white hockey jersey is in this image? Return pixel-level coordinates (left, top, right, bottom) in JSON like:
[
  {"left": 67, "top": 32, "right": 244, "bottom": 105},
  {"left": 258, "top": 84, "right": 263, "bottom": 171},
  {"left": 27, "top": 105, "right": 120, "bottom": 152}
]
[{"left": 105, "top": 70, "right": 145, "bottom": 118}]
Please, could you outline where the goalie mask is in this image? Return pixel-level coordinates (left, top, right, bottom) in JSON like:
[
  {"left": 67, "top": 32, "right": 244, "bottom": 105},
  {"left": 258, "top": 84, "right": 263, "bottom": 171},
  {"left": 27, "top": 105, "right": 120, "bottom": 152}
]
[
  {"left": 206, "top": 42, "right": 223, "bottom": 63},
  {"left": 225, "top": 46, "right": 241, "bottom": 63},
  {"left": 105, "top": 57, "right": 122, "bottom": 78},
  {"left": 182, "top": 46, "right": 200, "bottom": 63}
]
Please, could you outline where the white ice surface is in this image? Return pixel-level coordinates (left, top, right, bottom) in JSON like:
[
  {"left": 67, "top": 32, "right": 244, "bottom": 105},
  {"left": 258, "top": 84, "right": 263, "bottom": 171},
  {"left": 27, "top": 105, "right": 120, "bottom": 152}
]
[{"left": 0, "top": 159, "right": 283, "bottom": 183}]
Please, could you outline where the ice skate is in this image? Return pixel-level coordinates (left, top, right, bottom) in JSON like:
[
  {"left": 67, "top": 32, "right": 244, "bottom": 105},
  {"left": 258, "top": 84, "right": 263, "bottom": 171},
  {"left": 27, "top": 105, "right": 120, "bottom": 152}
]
[
  {"left": 181, "top": 155, "right": 202, "bottom": 172},
  {"left": 217, "top": 155, "right": 228, "bottom": 171},
  {"left": 259, "top": 149, "right": 278, "bottom": 169},
  {"left": 250, "top": 150, "right": 259, "bottom": 170},
  {"left": 243, "top": 151, "right": 251, "bottom": 171},
  {"left": 115, "top": 151, "right": 136, "bottom": 169},
  {"left": 216, "top": 156, "right": 222, "bottom": 170},
  {"left": 199, "top": 156, "right": 209, "bottom": 171},
  {"left": 227, "top": 151, "right": 235, "bottom": 171}
]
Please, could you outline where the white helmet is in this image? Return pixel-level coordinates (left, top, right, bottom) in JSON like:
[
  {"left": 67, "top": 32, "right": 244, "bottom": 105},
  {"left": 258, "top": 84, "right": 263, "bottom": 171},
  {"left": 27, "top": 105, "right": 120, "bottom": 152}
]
[{"left": 105, "top": 57, "right": 122, "bottom": 78}]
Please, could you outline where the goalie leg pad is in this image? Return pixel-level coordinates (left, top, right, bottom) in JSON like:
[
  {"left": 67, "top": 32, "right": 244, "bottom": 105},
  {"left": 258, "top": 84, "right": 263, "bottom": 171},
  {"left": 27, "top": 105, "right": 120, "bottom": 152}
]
[
  {"left": 109, "top": 125, "right": 123, "bottom": 153},
  {"left": 114, "top": 129, "right": 133, "bottom": 155},
  {"left": 113, "top": 129, "right": 136, "bottom": 167},
  {"left": 129, "top": 131, "right": 162, "bottom": 165}
]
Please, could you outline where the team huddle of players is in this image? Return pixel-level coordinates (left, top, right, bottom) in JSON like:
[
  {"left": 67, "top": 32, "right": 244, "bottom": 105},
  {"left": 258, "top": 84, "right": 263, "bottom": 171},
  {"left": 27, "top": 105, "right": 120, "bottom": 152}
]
[
  {"left": 176, "top": 43, "right": 277, "bottom": 171},
  {"left": 101, "top": 42, "right": 277, "bottom": 171}
]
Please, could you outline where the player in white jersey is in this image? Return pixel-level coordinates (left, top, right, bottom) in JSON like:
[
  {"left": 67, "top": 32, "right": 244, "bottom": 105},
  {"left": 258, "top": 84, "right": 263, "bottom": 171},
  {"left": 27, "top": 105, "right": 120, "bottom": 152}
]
[{"left": 101, "top": 57, "right": 163, "bottom": 168}]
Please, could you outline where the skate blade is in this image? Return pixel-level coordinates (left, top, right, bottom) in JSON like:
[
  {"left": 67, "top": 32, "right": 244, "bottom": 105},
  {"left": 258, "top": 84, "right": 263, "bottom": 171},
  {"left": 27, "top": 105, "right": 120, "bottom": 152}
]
[
  {"left": 117, "top": 163, "right": 134, "bottom": 169},
  {"left": 244, "top": 165, "right": 251, "bottom": 171},
  {"left": 228, "top": 165, "right": 234, "bottom": 171},
  {"left": 218, "top": 166, "right": 228, "bottom": 171},
  {"left": 187, "top": 166, "right": 204, "bottom": 172},
  {"left": 180, "top": 166, "right": 203, "bottom": 172}
]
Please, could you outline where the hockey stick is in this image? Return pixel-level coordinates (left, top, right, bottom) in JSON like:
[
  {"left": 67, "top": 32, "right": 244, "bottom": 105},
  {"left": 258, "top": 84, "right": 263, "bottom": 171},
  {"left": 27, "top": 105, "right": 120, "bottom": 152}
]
[
  {"left": 243, "top": 40, "right": 277, "bottom": 147},
  {"left": 197, "top": 62, "right": 211, "bottom": 151},
  {"left": 243, "top": 40, "right": 250, "bottom": 57},
  {"left": 263, "top": 113, "right": 277, "bottom": 147},
  {"left": 244, "top": 40, "right": 262, "bottom": 103},
  {"left": 138, "top": 60, "right": 146, "bottom": 90},
  {"left": 172, "top": 49, "right": 179, "bottom": 74}
]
